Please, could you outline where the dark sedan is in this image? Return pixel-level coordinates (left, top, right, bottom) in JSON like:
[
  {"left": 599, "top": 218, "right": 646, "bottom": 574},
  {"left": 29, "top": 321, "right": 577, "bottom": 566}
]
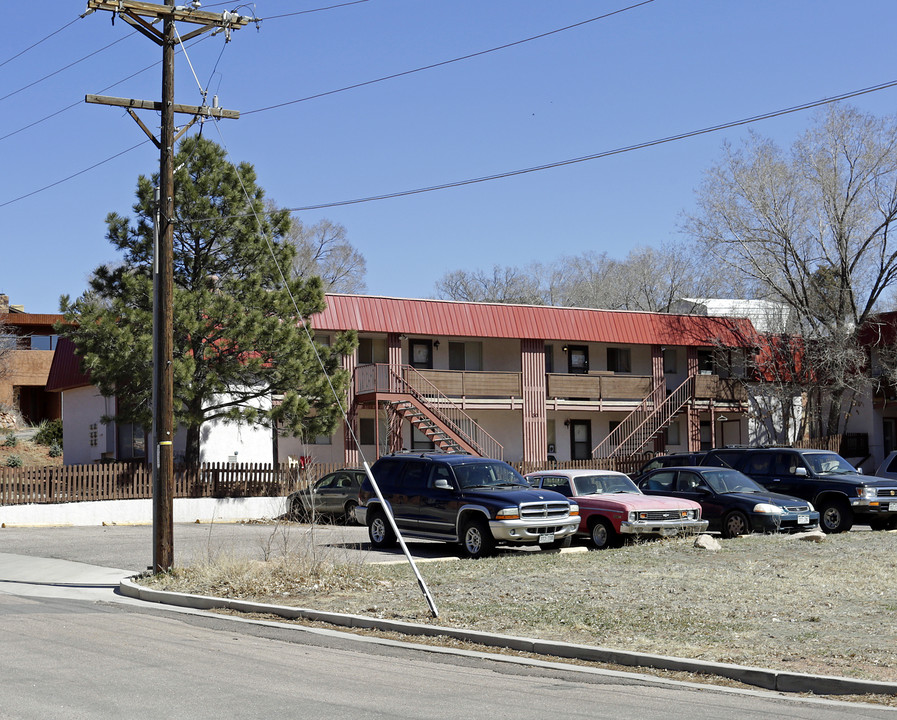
[
  {"left": 637, "top": 466, "right": 819, "bottom": 538},
  {"left": 287, "top": 469, "right": 366, "bottom": 523}
]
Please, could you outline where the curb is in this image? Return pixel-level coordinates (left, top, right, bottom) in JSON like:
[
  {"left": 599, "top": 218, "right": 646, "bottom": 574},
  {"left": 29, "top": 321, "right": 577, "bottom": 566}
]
[{"left": 119, "top": 578, "right": 897, "bottom": 697}]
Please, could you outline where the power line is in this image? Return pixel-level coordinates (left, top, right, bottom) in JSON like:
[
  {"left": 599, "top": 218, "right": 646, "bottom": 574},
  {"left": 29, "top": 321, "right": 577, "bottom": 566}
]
[
  {"left": 191, "top": 78, "right": 897, "bottom": 220},
  {"left": 0, "top": 15, "right": 83, "bottom": 69},
  {"left": 0, "top": 32, "right": 136, "bottom": 105},
  {"left": 258, "top": 0, "right": 370, "bottom": 20},
  {"left": 0, "top": 34, "right": 213, "bottom": 145},
  {"left": 244, "top": 0, "right": 655, "bottom": 115},
  {"left": 0, "top": 140, "right": 150, "bottom": 209}
]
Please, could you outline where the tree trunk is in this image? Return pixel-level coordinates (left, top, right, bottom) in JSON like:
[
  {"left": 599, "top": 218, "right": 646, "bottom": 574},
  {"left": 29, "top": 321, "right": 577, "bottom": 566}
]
[{"left": 185, "top": 423, "right": 201, "bottom": 472}]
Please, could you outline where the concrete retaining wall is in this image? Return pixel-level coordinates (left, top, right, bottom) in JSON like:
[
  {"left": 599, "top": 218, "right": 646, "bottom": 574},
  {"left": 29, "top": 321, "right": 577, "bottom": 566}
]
[{"left": 0, "top": 496, "right": 288, "bottom": 527}]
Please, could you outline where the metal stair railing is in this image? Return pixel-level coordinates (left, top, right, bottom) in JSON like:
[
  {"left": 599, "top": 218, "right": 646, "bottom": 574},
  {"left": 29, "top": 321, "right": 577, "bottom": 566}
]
[
  {"left": 592, "top": 376, "right": 696, "bottom": 459},
  {"left": 357, "top": 363, "right": 504, "bottom": 460}
]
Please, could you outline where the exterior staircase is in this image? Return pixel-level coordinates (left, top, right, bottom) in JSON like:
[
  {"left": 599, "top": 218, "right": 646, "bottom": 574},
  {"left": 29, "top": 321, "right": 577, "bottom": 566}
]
[
  {"left": 355, "top": 363, "right": 504, "bottom": 460},
  {"left": 591, "top": 376, "right": 696, "bottom": 459}
]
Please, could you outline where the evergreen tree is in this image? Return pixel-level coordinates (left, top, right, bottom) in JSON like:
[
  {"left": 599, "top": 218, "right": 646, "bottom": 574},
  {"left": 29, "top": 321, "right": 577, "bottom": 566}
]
[{"left": 60, "top": 137, "right": 355, "bottom": 469}]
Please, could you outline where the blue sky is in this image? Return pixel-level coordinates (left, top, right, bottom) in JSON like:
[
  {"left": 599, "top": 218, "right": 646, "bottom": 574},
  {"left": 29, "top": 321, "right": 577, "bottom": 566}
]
[{"left": 4, "top": 1, "right": 897, "bottom": 313}]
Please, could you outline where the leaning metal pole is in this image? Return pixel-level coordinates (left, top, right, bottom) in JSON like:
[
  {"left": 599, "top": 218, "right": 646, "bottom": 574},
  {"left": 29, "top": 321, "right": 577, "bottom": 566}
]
[{"left": 361, "top": 461, "right": 439, "bottom": 618}]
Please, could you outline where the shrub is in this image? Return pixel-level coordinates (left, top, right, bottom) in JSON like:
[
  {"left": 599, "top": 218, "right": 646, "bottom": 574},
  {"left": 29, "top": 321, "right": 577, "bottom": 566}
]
[
  {"left": 3, "top": 433, "right": 17, "bottom": 447},
  {"left": 48, "top": 442, "right": 62, "bottom": 458},
  {"left": 33, "top": 419, "right": 63, "bottom": 447},
  {"left": 6, "top": 455, "right": 23, "bottom": 468}
]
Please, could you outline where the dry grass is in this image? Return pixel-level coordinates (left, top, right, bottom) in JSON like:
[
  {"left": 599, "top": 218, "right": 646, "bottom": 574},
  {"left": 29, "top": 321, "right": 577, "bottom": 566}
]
[
  {"left": 0, "top": 434, "right": 62, "bottom": 467},
  {"left": 141, "top": 530, "right": 897, "bottom": 684}
]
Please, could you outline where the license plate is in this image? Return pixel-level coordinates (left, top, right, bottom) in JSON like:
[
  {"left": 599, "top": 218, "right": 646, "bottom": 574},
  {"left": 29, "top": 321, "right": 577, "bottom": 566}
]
[
  {"left": 538, "top": 533, "right": 555, "bottom": 544},
  {"left": 797, "top": 515, "right": 810, "bottom": 524},
  {"left": 889, "top": 503, "right": 897, "bottom": 512}
]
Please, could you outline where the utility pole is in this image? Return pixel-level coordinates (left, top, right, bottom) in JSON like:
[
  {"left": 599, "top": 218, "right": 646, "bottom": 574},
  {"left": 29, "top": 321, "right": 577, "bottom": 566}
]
[{"left": 86, "top": 0, "right": 247, "bottom": 572}]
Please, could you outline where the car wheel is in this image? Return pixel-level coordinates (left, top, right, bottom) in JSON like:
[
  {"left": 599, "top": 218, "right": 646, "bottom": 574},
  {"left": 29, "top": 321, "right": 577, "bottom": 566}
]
[
  {"left": 542, "top": 536, "right": 572, "bottom": 551},
  {"left": 288, "top": 498, "right": 307, "bottom": 522},
  {"left": 819, "top": 499, "right": 853, "bottom": 534},
  {"left": 368, "top": 508, "right": 397, "bottom": 548},
  {"left": 589, "top": 518, "right": 619, "bottom": 550},
  {"left": 343, "top": 499, "right": 359, "bottom": 525},
  {"left": 460, "top": 516, "right": 495, "bottom": 559},
  {"left": 722, "top": 510, "right": 750, "bottom": 539}
]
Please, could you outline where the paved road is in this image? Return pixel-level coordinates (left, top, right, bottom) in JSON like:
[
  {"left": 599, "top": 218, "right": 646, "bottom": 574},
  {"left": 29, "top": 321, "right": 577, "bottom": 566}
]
[
  {"left": 0, "top": 520, "right": 457, "bottom": 572},
  {"left": 2, "top": 559, "right": 894, "bottom": 720}
]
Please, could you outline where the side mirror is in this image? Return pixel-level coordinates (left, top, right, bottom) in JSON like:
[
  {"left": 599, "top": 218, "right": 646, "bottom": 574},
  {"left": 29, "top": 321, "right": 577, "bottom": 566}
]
[
  {"left": 794, "top": 467, "right": 808, "bottom": 477},
  {"left": 434, "top": 479, "right": 453, "bottom": 490}
]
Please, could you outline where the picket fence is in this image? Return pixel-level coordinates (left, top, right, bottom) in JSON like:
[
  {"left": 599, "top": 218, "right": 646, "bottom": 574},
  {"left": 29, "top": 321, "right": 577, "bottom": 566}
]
[
  {"left": 0, "top": 456, "right": 649, "bottom": 507},
  {"left": 0, "top": 438, "right": 858, "bottom": 507}
]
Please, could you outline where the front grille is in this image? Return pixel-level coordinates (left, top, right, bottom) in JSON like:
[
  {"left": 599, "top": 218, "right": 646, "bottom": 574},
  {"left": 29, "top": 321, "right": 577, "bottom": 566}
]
[
  {"left": 520, "top": 501, "right": 570, "bottom": 520},
  {"left": 874, "top": 488, "right": 897, "bottom": 498},
  {"left": 783, "top": 505, "right": 811, "bottom": 513},
  {"left": 636, "top": 510, "right": 690, "bottom": 521}
]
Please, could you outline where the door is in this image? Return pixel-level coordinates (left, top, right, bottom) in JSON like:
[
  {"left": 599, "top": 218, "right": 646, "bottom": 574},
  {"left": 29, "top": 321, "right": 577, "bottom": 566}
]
[
  {"left": 567, "top": 345, "right": 589, "bottom": 374},
  {"left": 409, "top": 339, "right": 433, "bottom": 369},
  {"left": 570, "top": 420, "right": 592, "bottom": 460}
]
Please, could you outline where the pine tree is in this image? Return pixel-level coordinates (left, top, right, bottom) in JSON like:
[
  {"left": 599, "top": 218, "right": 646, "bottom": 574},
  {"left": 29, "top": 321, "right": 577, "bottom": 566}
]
[{"left": 60, "top": 137, "right": 355, "bottom": 469}]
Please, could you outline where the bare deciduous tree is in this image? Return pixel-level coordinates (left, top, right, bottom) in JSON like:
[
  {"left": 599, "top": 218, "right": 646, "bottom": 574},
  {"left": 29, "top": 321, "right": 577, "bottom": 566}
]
[
  {"left": 287, "top": 217, "right": 367, "bottom": 294},
  {"left": 435, "top": 265, "right": 548, "bottom": 304},
  {"left": 684, "top": 104, "right": 897, "bottom": 435}
]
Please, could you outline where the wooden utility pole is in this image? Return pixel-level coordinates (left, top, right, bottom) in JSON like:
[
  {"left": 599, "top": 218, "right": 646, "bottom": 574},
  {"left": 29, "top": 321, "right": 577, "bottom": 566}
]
[{"left": 86, "top": 0, "right": 247, "bottom": 572}]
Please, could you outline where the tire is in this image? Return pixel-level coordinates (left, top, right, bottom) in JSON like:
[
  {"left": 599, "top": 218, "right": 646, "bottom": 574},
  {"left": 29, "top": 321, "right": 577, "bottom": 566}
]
[
  {"left": 589, "top": 517, "right": 619, "bottom": 550},
  {"left": 722, "top": 510, "right": 751, "bottom": 539},
  {"left": 367, "top": 508, "right": 397, "bottom": 548},
  {"left": 460, "top": 516, "right": 496, "bottom": 559},
  {"left": 289, "top": 498, "right": 308, "bottom": 522},
  {"left": 819, "top": 499, "right": 853, "bottom": 534},
  {"left": 343, "top": 499, "right": 359, "bottom": 525},
  {"left": 542, "top": 536, "right": 572, "bottom": 551},
  {"left": 868, "top": 516, "right": 897, "bottom": 531}
]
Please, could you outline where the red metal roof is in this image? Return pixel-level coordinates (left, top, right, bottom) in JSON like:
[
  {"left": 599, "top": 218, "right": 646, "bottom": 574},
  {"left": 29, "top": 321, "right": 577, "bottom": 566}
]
[
  {"left": 315, "top": 295, "right": 759, "bottom": 348},
  {"left": 45, "top": 337, "right": 92, "bottom": 392}
]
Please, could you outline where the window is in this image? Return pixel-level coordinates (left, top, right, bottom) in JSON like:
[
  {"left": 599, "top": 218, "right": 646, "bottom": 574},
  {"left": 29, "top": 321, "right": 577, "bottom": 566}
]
[
  {"left": 411, "top": 425, "right": 435, "bottom": 450},
  {"left": 663, "top": 347, "right": 677, "bottom": 374},
  {"left": 448, "top": 341, "right": 482, "bottom": 371},
  {"left": 358, "top": 337, "right": 387, "bottom": 364},
  {"left": 359, "top": 418, "right": 376, "bottom": 445},
  {"left": 314, "top": 434, "right": 332, "bottom": 445},
  {"left": 698, "top": 350, "right": 714, "bottom": 375},
  {"left": 117, "top": 422, "right": 146, "bottom": 460},
  {"left": 544, "top": 344, "right": 554, "bottom": 373},
  {"left": 607, "top": 347, "right": 631, "bottom": 373},
  {"left": 666, "top": 420, "right": 681, "bottom": 445}
]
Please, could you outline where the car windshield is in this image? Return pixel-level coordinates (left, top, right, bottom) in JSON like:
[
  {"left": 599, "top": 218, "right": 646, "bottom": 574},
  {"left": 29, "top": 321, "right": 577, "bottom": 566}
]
[
  {"left": 701, "top": 469, "right": 765, "bottom": 494},
  {"left": 572, "top": 474, "right": 640, "bottom": 495},
  {"left": 454, "top": 461, "right": 527, "bottom": 489},
  {"left": 804, "top": 452, "right": 858, "bottom": 475}
]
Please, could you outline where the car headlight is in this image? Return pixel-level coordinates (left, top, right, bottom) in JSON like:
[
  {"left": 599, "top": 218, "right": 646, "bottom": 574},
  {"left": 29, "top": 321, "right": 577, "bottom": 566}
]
[
  {"left": 752, "top": 503, "right": 784, "bottom": 514},
  {"left": 496, "top": 507, "right": 519, "bottom": 520},
  {"left": 806, "top": 501, "right": 815, "bottom": 511},
  {"left": 857, "top": 487, "right": 877, "bottom": 500},
  {"left": 569, "top": 504, "right": 579, "bottom": 517}
]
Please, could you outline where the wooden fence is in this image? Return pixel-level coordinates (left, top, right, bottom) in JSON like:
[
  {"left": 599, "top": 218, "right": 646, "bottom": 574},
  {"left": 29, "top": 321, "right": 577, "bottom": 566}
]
[
  {"left": 0, "top": 438, "right": 858, "bottom": 507},
  {"left": 0, "top": 461, "right": 343, "bottom": 507}
]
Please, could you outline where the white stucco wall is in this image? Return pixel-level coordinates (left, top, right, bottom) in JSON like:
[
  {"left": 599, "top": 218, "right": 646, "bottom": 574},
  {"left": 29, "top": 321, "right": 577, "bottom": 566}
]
[
  {"left": 0, "top": 496, "right": 288, "bottom": 527},
  {"left": 62, "top": 387, "right": 115, "bottom": 465}
]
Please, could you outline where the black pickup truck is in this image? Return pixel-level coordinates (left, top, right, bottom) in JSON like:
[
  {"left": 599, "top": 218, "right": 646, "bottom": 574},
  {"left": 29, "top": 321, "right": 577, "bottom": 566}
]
[{"left": 702, "top": 447, "right": 897, "bottom": 533}]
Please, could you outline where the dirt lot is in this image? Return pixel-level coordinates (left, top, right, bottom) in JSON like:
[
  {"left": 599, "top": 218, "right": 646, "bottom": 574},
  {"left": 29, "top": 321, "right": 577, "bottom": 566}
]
[{"left": 142, "top": 527, "right": 897, "bottom": 685}]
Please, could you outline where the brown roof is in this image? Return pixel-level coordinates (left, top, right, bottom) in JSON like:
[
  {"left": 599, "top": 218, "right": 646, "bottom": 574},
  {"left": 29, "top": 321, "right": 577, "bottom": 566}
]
[
  {"left": 45, "top": 337, "right": 92, "bottom": 392},
  {"left": 315, "top": 294, "right": 759, "bottom": 347}
]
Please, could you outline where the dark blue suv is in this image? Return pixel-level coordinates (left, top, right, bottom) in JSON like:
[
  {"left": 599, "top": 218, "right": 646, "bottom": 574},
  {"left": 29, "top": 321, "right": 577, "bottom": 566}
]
[{"left": 355, "top": 453, "right": 579, "bottom": 558}]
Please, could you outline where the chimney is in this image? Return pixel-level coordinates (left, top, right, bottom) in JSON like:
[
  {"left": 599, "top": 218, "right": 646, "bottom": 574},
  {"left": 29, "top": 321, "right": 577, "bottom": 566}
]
[{"left": 0, "top": 294, "right": 8, "bottom": 314}]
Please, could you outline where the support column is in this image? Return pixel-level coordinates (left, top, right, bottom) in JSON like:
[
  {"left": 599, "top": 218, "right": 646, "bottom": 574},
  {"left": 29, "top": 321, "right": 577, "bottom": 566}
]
[{"left": 521, "top": 338, "right": 547, "bottom": 464}]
